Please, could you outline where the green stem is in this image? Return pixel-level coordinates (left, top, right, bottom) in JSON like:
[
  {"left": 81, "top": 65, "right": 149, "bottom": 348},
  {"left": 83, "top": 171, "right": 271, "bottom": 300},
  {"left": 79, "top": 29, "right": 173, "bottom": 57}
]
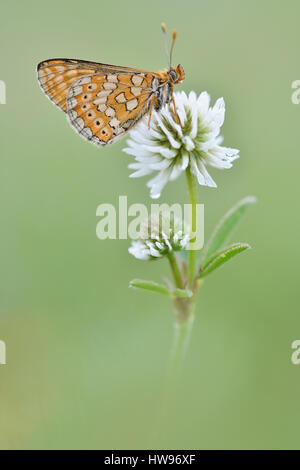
[
  {"left": 156, "top": 312, "right": 194, "bottom": 445},
  {"left": 186, "top": 166, "right": 198, "bottom": 289},
  {"left": 169, "top": 314, "right": 194, "bottom": 380},
  {"left": 168, "top": 251, "right": 183, "bottom": 289},
  {"left": 158, "top": 169, "right": 199, "bottom": 441},
  {"left": 165, "top": 313, "right": 194, "bottom": 400}
]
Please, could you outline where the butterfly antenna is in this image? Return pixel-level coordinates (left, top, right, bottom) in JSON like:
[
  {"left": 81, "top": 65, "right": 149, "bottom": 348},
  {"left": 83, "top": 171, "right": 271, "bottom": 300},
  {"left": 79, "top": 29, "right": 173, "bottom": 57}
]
[
  {"left": 161, "top": 23, "right": 171, "bottom": 69},
  {"left": 170, "top": 29, "right": 177, "bottom": 67}
]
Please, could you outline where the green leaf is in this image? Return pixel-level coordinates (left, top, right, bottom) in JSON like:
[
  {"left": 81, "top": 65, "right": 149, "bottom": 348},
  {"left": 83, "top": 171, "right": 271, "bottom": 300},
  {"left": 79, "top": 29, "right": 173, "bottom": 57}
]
[
  {"left": 198, "top": 243, "right": 251, "bottom": 278},
  {"left": 129, "top": 279, "right": 170, "bottom": 296},
  {"left": 172, "top": 288, "right": 193, "bottom": 298},
  {"left": 129, "top": 279, "right": 193, "bottom": 299},
  {"left": 202, "top": 196, "right": 257, "bottom": 263}
]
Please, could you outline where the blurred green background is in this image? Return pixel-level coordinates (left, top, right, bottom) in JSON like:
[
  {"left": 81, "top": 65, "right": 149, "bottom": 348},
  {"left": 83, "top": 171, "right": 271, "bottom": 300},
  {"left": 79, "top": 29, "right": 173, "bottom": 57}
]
[{"left": 1, "top": 0, "right": 300, "bottom": 450}]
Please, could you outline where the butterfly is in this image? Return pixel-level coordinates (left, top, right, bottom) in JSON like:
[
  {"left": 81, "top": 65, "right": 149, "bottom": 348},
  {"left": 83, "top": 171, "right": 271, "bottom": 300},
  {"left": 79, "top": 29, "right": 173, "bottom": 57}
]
[{"left": 37, "top": 24, "right": 185, "bottom": 147}]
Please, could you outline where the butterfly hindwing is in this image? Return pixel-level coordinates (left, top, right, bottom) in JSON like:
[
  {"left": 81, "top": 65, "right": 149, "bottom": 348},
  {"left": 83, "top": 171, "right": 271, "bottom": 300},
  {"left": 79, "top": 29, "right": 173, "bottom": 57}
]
[{"left": 66, "top": 72, "right": 155, "bottom": 145}]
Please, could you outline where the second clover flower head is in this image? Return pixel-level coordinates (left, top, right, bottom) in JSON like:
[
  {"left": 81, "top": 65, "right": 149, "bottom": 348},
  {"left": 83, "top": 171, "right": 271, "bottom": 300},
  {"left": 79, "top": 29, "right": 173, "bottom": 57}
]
[
  {"left": 128, "top": 212, "right": 190, "bottom": 261},
  {"left": 123, "top": 91, "right": 240, "bottom": 199}
]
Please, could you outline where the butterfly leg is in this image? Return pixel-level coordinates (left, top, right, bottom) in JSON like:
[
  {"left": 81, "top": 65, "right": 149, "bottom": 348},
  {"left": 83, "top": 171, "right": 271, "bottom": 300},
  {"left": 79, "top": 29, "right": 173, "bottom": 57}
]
[
  {"left": 148, "top": 95, "right": 156, "bottom": 129},
  {"left": 171, "top": 94, "right": 182, "bottom": 127}
]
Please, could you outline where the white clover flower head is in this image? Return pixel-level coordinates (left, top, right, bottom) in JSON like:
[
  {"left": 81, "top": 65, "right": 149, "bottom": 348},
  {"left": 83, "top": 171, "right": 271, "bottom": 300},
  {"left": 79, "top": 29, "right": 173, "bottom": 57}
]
[
  {"left": 123, "top": 91, "right": 240, "bottom": 199},
  {"left": 129, "top": 212, "right": 190, "bottom": 261}
]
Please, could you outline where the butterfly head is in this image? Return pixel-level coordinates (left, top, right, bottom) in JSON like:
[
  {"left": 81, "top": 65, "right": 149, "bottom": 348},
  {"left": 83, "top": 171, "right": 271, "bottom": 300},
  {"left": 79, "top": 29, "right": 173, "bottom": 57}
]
[
  {"left": 161, "top": 24, "right": 185, "bottom": 85},
  {"left": 168, "top": 65, "right": 185, "bottom": 84}
]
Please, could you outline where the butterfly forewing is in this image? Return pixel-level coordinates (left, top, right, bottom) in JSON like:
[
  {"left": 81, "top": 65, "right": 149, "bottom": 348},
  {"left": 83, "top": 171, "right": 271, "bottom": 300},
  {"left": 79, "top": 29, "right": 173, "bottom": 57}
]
[{"left": 37, "top": 59, "right": 101, "bottom": 112}]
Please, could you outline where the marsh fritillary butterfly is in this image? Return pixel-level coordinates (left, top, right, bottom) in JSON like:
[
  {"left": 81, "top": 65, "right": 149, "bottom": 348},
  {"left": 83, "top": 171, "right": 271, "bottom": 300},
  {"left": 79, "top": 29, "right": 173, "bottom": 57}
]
[{"left": 37, "top": 24, "right": 185, "bottom": 146}]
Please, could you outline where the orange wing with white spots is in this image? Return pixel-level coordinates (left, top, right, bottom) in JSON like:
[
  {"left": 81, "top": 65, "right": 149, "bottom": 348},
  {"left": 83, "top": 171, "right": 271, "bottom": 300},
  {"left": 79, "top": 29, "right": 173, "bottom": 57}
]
[
  {"left": 37, "top": 59, "right": 101, "bottom": 112},
  {"left": 66, "top": 71, "right": 157, "bottom": 145},
  {"left": 37, "top": 58, "right": 158, "bottom": 145},
  {"left": 37, "top": 26, "right": 185, "bottom": 147}
]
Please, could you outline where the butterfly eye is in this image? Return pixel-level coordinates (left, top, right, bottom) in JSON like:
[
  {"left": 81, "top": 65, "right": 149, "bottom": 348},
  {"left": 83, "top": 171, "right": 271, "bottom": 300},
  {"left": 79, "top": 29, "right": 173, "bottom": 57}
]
[{"left": 169, "top": 69, "right": 177, "bottom": 82}]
